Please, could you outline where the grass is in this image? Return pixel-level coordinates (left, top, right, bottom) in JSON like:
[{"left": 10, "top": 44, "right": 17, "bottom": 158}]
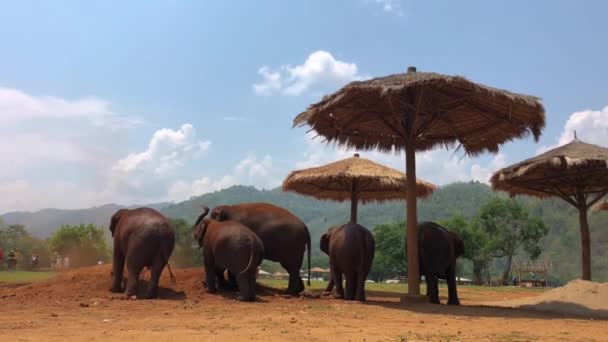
[
  {"left": 259, "top": 278, "right": 547, "bottom": 295},
  {"left": 0, "top": 271, "right": 55, "bottom": 283}
]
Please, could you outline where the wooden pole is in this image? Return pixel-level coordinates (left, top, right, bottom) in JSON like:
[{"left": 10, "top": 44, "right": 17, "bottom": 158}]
[
  {"left": 350, "top": 179, "right": 358, "bottom": 224},
  {"left": 405, "top": 140, "right": 420, "bottom": 295},
  {"left": 578, "top": 207, "right": 592, "bottom": 280}
]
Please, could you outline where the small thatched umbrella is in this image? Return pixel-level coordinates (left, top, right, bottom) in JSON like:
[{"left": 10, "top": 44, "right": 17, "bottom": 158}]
[
  {"left": 282, "top": 153, "right": 435, "bottom": 223},
  {"left": 593, "top": 200, "right": 608, "bottom": 212},
  {"left": 491, "top": 138, "right": 608, "bottom": 280},
  {"left": 293, "top": 66, "right": 545, "bottom": 295}
]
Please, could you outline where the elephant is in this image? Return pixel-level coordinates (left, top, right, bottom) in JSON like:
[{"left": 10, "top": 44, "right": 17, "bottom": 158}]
[
  {"left": 320, "top": 222, "right": 375, "bottom": 301},
  {"left": 109, "top": 207, "right": 175, "bottom": 299},
  {"left": 210, "top": 202, "right": 311, "bottom": 295},
  {"left": 193, "top": 207, "right": 264, "bottom": 301},
  {"left": 418, "top": 221, "right": 464, "bottom": 305}
]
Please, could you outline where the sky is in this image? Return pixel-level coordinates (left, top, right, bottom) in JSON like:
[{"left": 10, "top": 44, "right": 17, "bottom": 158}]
[{"left": 0, "top": 0, "right": 607, "bottom": 213}]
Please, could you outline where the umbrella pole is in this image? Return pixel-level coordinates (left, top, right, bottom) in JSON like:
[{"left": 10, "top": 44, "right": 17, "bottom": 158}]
[
  {"left": 351, "top": 180, "right": 358, "bottom": 224},
  {"left": 578, "top": 207, "right": 592, "bottom": 280},
  {"left": 405, "top": 141, "right": 420, "bottom": 296}
]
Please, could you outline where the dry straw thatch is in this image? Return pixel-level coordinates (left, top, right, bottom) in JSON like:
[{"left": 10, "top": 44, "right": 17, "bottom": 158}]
[
  {"left": 490, "top": 139, "right": 608, "bottom": 199},
  {"left": 282, "top": 154, "right": 435, "bottom": 203},
  {"left": 294, "top": 68, "right": 545, "bottom": 156},
  {"left": 490, "top": 138, "right": 608, "bottom": 281},
  {"left": 593, "top": 200, "right": 608, "bottom": 212}
]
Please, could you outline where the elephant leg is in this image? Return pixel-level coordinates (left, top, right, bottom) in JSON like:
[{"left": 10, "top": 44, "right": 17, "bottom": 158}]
[
  {"left": 324, "top": 276, "right": 334, "bottom": 294},
  {"left": 204, "top": 253, "right": 218, "bottom": 293},
  {"left": 125, "top": 265, "right": 143, "bottom": 298},
  {"left": 236, "top": 273, "right": 255, "bottom": 302},
  {"left": 282, "top": 261, "right": 304, "bottom": 295},
  {"left": 145, "top": 258, "right": 164, "bottom": 299},
  {"left": 427, "top": 273, "right": 440, "bottom": 304},
  {"left": 446, "top": 265, "right": 460, "bottom": 305},
  {"left": 110, "top": 252, "right": 125, "bottom": 293},
  {"left": 344, "top": 272, "right": 357, "bottom": 300},
  {"left": 355, "top": 271, "right": 367, "bottom": 302},
  {"left": 228, "top": 271, "right": 239, "bottom": 291},
  {"left": 216, "top": 269, "right": 230, "bottom": 290},
  {"left": 332, "top": 267, "right": 345, "bottom": 299}
]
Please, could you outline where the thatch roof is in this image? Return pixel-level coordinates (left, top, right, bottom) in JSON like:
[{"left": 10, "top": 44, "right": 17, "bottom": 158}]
[
  {"left": 490, "top": 139, "right": 608, "bottom": 199},
  {"left": 310, "top": 267, "right": 330, "bottom": 273},
  {"left": 293, "top": 68, "right": 545, "bottom": 156},
  {"left": 282, "top": 154, "right": 435, "bottom": 203},
  {"left": 593, "top": 200, "right": 608, "bottom": 212}
]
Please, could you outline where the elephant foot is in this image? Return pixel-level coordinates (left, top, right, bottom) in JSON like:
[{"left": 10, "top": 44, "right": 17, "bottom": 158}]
[
  {"left": 333, "top": 293, "right": 345, "bottom": 300},
  {"left": 207, "top": 287, "right": 218, "bottom": 294},
  {"left": 145, "top": 289, "right": 159, "bottom": 299},
  {"left": 237, "top": 294, "right": 255, "bottom": 302},
  {"left": 429, "top": 298, "right": 441, "bottom": 304},
  {"left": 447, "top": 299, "right": 460, "bottom": 306},
  {"left": 109, "top": 285, "right": 123, "bottom": 293}
]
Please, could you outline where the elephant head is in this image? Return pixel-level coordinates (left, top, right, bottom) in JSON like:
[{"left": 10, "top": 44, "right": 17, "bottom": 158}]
[
  {"left": 109, "top": 209, "right": 129, "bottom": 237},
  {"left": 450, "top": 232, "right": 465, "bottom": 258},
  {"left": 192, "top": 206, "right": 211, "bottom": 247},
  {"left": 210, "top": 205, "right": 229, "bottom": 221},
  {"left": 320, "top": 226, "right": 339, "bottom": 255}
]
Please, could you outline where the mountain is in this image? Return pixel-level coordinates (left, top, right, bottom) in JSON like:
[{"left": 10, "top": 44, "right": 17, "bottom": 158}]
[
  {"left": 1, "top": 203, "right": 169, "bottom": 238},
  {"left": 2, "top": 182, "right": 607, "bottom": 283}
]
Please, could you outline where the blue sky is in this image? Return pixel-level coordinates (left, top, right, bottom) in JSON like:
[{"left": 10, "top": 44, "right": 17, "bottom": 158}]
[{"left": 1, "top": 0, "right": 607, "bottom": 212}]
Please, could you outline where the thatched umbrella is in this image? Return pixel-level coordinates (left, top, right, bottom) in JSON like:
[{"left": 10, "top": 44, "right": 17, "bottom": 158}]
[
  {"left": 491, "top": 138, "right": 608, "bottom": 280},
  {"left": 282, "top": 153, "right": 435, "bottom": 223},
  {"left": 593, "top": 200, "right": 608, "bottom": 212},
  {"left": 293, "top": 66, "right": 545, "bottom": 295}
]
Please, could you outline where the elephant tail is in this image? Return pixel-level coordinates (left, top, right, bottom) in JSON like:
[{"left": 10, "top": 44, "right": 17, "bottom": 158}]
[
  {"left": 239, "top": 245, "right": 256, "bottom": 277},
  {"left": 166, "top": 262, "right": 176, "bottom": 283},
  {"left": 307, "top": 228, "right": 311, "bottom": 287}
]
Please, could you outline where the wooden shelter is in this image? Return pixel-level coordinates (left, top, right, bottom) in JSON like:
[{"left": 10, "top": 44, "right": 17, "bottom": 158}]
[
  {"left": 513, "top": 260, "right": 551, "bottom": 288},
  {"left": 491, "top": 138, "right": 608, "bottom": 280},
  {"left": 293, "top": 66, "right": 545, "bottom": 295},
  {"left": 282, "top": 153, "right": 435, "bottom": 223}
]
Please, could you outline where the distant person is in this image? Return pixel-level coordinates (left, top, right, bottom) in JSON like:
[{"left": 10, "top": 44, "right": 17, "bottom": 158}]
[
  {"left": 31, "top": 253, "right": 39, "bottom": 271},
  {"left": 7, "top": 250, "right": 17, "bottom": 270},
  {"left": 511, "top": 275, "right": 518, "bottom": 286},
  {"left": 97, "top": 260, "right": 103, "bottom": 265},
  {"left": 63, "top": 256, "right": 70, "bottom": 269}
]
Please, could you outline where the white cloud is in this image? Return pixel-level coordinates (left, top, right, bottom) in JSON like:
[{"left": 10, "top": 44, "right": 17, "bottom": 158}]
[
  {"left": 537, "top": 106, "right": 608, "bottom": 154},
  {"left": 470, "top": 154, "right": 507, "bottom": 184},
  {"left": 369, "top": 0, "right": 403, "bottom": 16},
  {"left": 113, "top": 123, "right": 210, "bottom": 177},
  {"left": 253, "top": 50, "right": 368, "bottom": 96},
  {"left": 167, "top": 153, "right": 278, "bottom": 202}
]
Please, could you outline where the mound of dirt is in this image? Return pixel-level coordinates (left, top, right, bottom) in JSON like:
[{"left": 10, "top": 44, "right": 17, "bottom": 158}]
[
  {"left": 483, "top": 280, "right": 608, "bottom": 318},
  {"left": 0, "top": 265, "right": 207, "bottom": 301}
]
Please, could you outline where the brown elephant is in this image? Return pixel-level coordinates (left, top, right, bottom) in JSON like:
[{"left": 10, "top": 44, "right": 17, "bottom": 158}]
[
  {"left": 193, "top": 207, "right": 264, "bottom": 301},
  {"left": 418, "top": 221, "right": 464, "bottom": 305},
  {"left": 321, "top": 222, "right": 375, "bottom": 301},
  {"left": 109, "top": 208, "right": 175, "bottom": 299},
  {"left": 210, "top": 202, "right": 311, "bottom": 295}
]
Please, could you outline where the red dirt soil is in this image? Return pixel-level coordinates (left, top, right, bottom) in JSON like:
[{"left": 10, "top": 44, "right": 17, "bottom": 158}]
[{"left": 1, "top": 265, "right": 606, "bottom": 341}]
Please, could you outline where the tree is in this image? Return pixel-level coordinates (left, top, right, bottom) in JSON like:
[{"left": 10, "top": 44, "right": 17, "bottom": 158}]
[
  {"left": 369, "top": 222, "right": 406, "bottom": 281},
  {"left": 0, "top": 224, "right": 51, "bottom": 269},
  {"left": 48, "top": 224, "right": 110, "bottom": 267},
  {"left": 170, "top": 218, "right": 201, "bottom": 267},
  {"left": 478, "top": 198, "right": 548, "bottom": 282},
  {"left": 440, "top": 215, "right": 491, "bottom": 284}
]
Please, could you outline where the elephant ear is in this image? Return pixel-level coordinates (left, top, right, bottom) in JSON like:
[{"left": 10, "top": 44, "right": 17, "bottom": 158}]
[
  {"left": 451, "top": 232, "right": 465, "bottom": 257},
  {"left": 210, "top": 207, "right": 227, "bottom": 221},
  {"left": 192, "top": 222, "right": 208, "bottom": 246},
  {"left": 320, "top": 233, "right": 330, "bottom": 255},
  {"left": 109, "top": 209, "right": 128, "bottom": 237}
]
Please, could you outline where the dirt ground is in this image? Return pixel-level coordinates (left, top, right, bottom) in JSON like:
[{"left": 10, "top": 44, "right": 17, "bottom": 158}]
[{"left": 1, "top": 265, "right": 606, "bottom": 341}]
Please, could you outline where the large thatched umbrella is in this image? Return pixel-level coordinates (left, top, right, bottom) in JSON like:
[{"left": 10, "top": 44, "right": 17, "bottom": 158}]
[
  {"left": 293, "top": 66, "right": 545, "bottom": 295},
  {"left": 491, "top": 138, "right": 608, "bottom": 280},
  {"left": 282, "top": 153, "right": 435, "bottom": 223}
]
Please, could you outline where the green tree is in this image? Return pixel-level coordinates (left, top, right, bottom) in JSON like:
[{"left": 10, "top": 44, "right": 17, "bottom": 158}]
[
  {"left": 48, "top": 224, "right": 110, "bottom": 267},
  {"left": 369, "top": 222, "right": 406, "bottom": 281},
  {"left": 440, "top": 215, "right": 491, "bottom": 284},
  {"left": 478, "top": 198, "right": 549, "bottom": 282},
  {"left": 170, "top": 218, "right": 201, "bottom": 267},
  {"left": 0, "top": 224, "right": 51, "bottom": 270}
]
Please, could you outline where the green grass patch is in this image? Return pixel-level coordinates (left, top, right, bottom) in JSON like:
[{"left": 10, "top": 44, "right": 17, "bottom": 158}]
[
  {"left": 259, "top": 279, "right": 547, "bottom": 295},
  {"left": 0, "top": 271, "right": 55, "bottom": 283}
]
